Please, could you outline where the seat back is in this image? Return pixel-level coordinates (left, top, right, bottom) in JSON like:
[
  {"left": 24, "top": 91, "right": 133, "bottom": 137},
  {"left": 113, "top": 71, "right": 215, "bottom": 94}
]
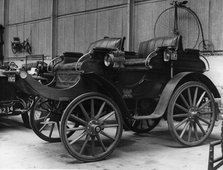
[
  {"left": 138, "top": 36, "right": 183, "bottom": 58},
  {"left": 87, "top": 37, "right": 125, "bottom": 52}
]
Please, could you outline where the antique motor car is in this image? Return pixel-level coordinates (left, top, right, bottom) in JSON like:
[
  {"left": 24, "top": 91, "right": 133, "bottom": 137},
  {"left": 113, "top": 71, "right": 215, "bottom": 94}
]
[
  {"left": 0, "top": 55, "right": 48, "bottom": 128},
  {"left": 0, "top": 61, "right": 31, "bottom": 127},
  {"left": 3, "top": 36, "right": 220, "bottom": 162}
]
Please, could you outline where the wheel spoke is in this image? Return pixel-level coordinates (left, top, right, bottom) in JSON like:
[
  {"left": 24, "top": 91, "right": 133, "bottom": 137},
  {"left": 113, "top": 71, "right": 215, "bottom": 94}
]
[
  {"left": 57, "top": 122, "right": 60, "bottom": 136},
  {"left": 39, "top": 123, "right": 48, "bottom": 132},
  {"left": 180, "top": 94, "right": 190, "bottom": 109},
  {"left": 91, "top": 136, "right": 95, "bottom": 156},
  {"left": 100, "top": 111, "right": 115, "bottom": 122},
  {"left": 49, "top": 123, "right": 55, "bottom": 138},
  {"left": 96, "top": 134, "right": 106, "bottom": 152},
  {"left": 180, "top": 121, "right": 190, "bottom": 138},
  {"left": 80, "top": 134, "right": 90, "bottom": 154},
  {"left": 196, "top": 91, "right": 206, "bottom": 107},
  {"left": 91, "top": 99, "right": 94, "bottom": 118},
  {"left": 173, "top": 113, "right": 188, "bottom": 118},
  {"left": 175, "top": 103, "right": 188, "bottom": 113},
  {"left": 146, "top": 119, "right": 151, "bottom": 128},
  {"left": 199, "top": 111, "right": 213, "bottom": 115},
  {"left": 187, "top": 88, "right": 192, "bottom": 106},
  {"left": 66, "top": 126, "right": 86, "bottom": 131},
  {"left": 197, "top": 116, "right": 211, "bottom": 126},
  {"left": 69, "top": 131, "right": 86, "bottom": 145},
  {"left": 195, "top": 119, "right": 206, "bottom": 135},
  {"left": 140, "top": 120, "right": 143, "bottom": 130},
  {"left": 193, "top": 122, "right": 199, "bottom": 140},
  {"left": 95, "top": 102, "right": 106, "bottom": 119},
  {"left": 193, "top": 87, "right": 198, "bottom": 106},
  {"left": 69, "top": 114, "right": 87, "bottom": 126},
  {"left": 102, "top": 124, "right": 119, "bottom": 128},
  {"left": 79, "top": 103, "right": 90, "bottom": 121},
  {"left": 199, "top": 100, "right": 211, "bottom": 110},
  {"left": 188, "top": 122, "right": 192, "bottom": 142},
  {"left": 132, "top": 119, "right": 137, "bottom": 127},
  {"left": 35, "top": 117, "right": 47, "bottom": 122},
  {"left": 175, "top": 118, "right": 188, "bottom": 129},
  {"left": 100, "top": 131, "right": 115, "bottom": 141}
]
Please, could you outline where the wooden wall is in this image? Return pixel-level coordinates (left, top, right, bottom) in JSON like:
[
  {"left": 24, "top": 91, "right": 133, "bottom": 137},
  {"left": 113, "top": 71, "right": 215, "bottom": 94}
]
[
  {"left": 0, "top": 0, "right": 3, "bottom": 25},
  {"left": 1, "top": 0, "right": 223, "bottom": 62},
  {"left": 6, "top": 0, "right": 52, "bottom": 59},
  {"left": 56, "top": 0, "right": 127, "bottom": 55}
]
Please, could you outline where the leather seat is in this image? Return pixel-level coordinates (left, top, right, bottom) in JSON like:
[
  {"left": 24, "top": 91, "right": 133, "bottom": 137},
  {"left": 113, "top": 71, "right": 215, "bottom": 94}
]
[
  {"left": 138, "top": 36, "right": 183, "bottom": 58},
  {"left": 53, "top": 37, "right": 125, "bottom": 88},
  {"left": 87, "top": 37, "right": 125, "bottom": 52}
]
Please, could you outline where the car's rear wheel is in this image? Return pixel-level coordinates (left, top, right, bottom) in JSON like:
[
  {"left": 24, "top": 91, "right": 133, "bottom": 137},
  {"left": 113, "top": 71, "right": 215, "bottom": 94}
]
[{"left": 167, "top": 81, "right": 216, "bottom": 146}]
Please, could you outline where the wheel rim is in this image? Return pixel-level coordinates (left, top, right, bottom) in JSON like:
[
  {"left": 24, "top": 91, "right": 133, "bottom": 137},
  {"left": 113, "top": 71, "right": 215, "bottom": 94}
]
[
  {"left": 30, "top": 98, "right": 71, "bottom": 142},
  {"left": 168, "top": 82, "right": 216, "bottom": 146},
  {"left": 61, "top": 93, "right": 123, "bottom": 162}
]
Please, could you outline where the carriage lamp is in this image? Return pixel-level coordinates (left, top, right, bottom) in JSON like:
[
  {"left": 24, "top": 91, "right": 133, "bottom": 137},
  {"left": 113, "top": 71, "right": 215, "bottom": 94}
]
[
  {"left": 19, "top": 70, "right": 28, "bottom": 79},
  {"left": 164, "top": 47, "right": 177, "bottom": 62},
  {"left": 104, "top": 50, "right": 125, "bottom": 68},
  {"left": 104, "top": 53, "right": 113, "bottom": 67}
]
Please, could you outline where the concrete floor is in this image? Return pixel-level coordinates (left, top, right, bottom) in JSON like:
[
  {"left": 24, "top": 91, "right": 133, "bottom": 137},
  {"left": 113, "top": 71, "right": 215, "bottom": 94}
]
[{"left": 0, "top": 116, "right": 222, "bottom": 170}]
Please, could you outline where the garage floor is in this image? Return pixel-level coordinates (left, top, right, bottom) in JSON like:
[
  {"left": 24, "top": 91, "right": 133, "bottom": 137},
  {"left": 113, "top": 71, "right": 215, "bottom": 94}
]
[{"left": 0, "top": 116, "right": 222, "bottom": 170}]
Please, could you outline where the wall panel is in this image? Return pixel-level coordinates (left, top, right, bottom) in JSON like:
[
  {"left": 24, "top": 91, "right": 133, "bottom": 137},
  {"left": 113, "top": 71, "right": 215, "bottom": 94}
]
[
  {"left": 31, "top": 0, "right": 39, "bottom": 20},
  {"left": 209, "top": 0, "right": 223, "bottom": 51},
  {"left": 64, "top": 17, "right": 75, "bottom": 52},
  {"left": 187, "top": 0, "right": 210, "bottom": 49},
  {"left": 57, "top": 18, "right": 65, "bottom": 55},
  {"left": 0, "top": 0, "right": 4, "bottom": 25},
  {"left": 2, "top": 0, "right": 223, "bottom": 62},
  {"left": 85, "top": 13, "right": 97, "bottom": 48},
  {"left": 9, "top": 0, "right": 17, "bottom": 24},
  {"left": 16, "top": 0, "right": 25, "bottom": 23},
  {"left": 74, "top": 15, "right": 86, "bottom": 53},
  {"left": 7, "top": 26, "right": 17, "bottom": 57},
  {"left": 24, "top": 0, "right": 32, "bottom": 21},
  {"left": 96, "top": 10, "right": 109, "bottom": 39},
  {"left": 134, "top": 0, "right": 168, "bottom": 50}
]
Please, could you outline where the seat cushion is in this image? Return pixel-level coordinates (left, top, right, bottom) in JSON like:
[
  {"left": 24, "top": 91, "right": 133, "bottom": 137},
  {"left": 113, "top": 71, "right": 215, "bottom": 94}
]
[{"left": 138, "top": 36, "right": 183, "bottom": 58}]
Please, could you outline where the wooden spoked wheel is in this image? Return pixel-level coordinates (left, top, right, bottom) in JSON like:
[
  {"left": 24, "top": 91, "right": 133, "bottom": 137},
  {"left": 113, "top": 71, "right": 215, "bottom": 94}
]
[
  {"left": 167, "top": 81, "right": 216, "bottom": 146},
  {"left": 30, "top": 98, "right": 70, "bottom": 142},
  {"left": 60, "top": 92, "right": 123, "bottom": 162}
]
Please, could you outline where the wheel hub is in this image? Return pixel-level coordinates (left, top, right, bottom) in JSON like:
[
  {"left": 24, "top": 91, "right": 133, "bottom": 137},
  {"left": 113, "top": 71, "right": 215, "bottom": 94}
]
[
  {"left": 87, "top": 120, "right": 101, "bottom": 135},
  {"left": 188, "top": 107, "right": 199, "bottom": 118}
]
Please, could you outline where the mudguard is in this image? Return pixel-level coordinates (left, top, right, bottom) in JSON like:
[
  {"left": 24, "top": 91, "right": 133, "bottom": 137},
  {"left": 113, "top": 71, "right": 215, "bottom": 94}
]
[
  {"left": 15, "top": 71, "right": 129, "bottom": 116},
  {"left": 134, "top": 72, "right": 220, "bottom": 120},
  {"left": 15, "top": 73, "right": 92, "bottom": 101}
]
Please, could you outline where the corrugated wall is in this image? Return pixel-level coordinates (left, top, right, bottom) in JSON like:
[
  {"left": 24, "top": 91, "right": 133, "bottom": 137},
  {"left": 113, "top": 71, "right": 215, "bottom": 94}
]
[
  {"left": 56, "top": 0, "right": 127, "bottom": 54},
  {"left": 2, "top": 0, "right": 223, "bottom": 61}
]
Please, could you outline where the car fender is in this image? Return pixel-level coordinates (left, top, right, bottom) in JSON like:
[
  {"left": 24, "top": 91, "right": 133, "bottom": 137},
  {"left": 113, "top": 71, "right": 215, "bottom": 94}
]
[{"left": 136, "top": 72, "right": 220, "bottom": 119}]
